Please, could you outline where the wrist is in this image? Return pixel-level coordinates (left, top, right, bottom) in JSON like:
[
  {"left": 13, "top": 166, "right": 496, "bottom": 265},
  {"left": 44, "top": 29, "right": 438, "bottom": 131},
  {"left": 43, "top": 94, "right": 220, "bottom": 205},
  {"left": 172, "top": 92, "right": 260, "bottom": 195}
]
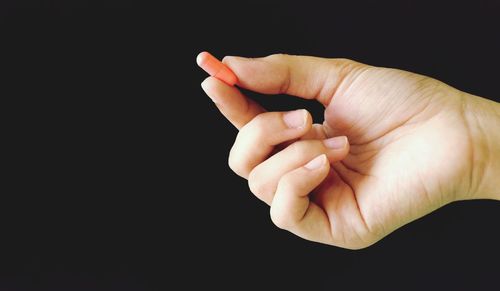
[{"left": 463, "top": 93, "right": 500, "bottom": 200}]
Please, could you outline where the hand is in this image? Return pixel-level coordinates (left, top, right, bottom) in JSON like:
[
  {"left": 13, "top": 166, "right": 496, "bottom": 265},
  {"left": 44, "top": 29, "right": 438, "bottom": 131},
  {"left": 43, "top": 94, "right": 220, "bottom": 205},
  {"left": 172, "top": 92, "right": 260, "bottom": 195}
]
[{"left": 200, "top": 54, "right": 500, "bottom": 249}]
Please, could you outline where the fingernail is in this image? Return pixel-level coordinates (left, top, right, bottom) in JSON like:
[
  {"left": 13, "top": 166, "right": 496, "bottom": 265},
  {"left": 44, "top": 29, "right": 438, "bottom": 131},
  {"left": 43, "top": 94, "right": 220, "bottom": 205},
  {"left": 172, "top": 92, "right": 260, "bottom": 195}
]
[
  {"left": 323, "top": 136, "right": 348, "bottom": 150},
  {"left": 304, "top": 154, "right": 326, "bottom": 170},
  {"left": 283, "top": 109, "right": 307, "bottom": 128},
  {"left": 200, "top": 80, "right": 217, "bottom": 103}
]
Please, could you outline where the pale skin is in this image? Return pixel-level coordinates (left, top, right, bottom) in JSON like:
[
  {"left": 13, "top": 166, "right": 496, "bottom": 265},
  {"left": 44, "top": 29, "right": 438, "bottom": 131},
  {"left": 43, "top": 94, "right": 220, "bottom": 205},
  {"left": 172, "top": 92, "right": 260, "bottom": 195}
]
[{"left": 200, "top": 54, "right": 500, "bottom": 249}]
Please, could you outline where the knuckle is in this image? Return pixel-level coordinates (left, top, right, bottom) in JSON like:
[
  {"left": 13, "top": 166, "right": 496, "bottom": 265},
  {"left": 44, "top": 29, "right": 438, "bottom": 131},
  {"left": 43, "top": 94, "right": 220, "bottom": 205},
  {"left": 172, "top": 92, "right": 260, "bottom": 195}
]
[
  {"left": 242, "top": 114, "right": 268, "bottom": 140},
  {"left": 247, "top": 169, "right": 265, "bottom": 197},
  {"left": 249, "top": 115, "right": 268, "bottom": 137},
  {"left": 335, "top": 225, "right": 381, "bottom": 250},
  {"left": 330, "top": 58, "right": 365, "bottom": 78},
  {"left": 265, "top": 54, "right": 292, "bottom": 94},
  {"left": 228, "top": 146, "right": 247, "bottom": 177},
  {"left": 266, "top": 53, "right": 290, "bottom": 63},
  {"left": 288, "top": 140, "right": 314, "bottom": 160},
  {"left": 276, "top": 174, "right": 296, "bottom": 196},
  {"left": 270, "top": 207, "right": 290, "bottom": 230},
  {"left": 269, "top": 176, "right": 299, "bottom": 230},
  {"left": 227, "top": 150, "right": 239, "bottom": 172},
  {"left": 248, "top": 167, "right": 273, "bottom": 202}
]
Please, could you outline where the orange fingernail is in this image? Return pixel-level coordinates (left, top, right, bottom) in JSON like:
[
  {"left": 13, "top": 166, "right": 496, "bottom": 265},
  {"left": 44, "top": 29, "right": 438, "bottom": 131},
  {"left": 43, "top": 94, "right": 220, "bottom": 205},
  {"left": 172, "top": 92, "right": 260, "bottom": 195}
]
[{"left": 196, "top": 51, "right": 238, "bottom": 86}]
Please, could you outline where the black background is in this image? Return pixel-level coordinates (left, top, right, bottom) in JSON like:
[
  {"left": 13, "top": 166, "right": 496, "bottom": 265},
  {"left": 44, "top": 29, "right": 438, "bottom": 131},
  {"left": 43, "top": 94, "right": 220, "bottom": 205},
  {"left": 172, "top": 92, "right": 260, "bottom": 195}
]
[{"left": 1, "top": 0, "right": 499, "bottom": 290}]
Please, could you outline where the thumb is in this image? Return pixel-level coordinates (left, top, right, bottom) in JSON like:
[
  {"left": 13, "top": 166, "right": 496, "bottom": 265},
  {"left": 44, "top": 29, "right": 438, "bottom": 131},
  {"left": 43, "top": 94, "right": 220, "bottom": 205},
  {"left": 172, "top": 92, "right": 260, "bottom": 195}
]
[{"left": 222, "top": 54, "right": 365, "bottom": 106}]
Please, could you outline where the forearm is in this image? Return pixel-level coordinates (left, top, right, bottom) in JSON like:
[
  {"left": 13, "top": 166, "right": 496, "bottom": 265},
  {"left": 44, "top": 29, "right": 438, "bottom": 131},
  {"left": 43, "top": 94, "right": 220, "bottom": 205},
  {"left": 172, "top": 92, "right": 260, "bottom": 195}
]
[{"left": 464, "top": 93, "right": 500, "bottom": 200}]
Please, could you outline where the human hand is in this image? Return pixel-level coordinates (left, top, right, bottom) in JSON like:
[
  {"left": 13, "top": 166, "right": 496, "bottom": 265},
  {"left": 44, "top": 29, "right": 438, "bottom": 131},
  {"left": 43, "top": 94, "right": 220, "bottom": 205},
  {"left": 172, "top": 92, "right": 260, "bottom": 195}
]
[{"left": 199, "top": 54, "right": 500, "bottom": 249}]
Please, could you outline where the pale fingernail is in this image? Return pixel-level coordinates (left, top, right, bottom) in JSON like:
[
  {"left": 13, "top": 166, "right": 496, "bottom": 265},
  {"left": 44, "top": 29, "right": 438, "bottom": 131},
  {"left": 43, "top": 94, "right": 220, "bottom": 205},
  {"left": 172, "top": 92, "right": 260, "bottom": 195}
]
[
  {"left": 323, "top": 136, "right": 348, "bottom": 149},
  {"left": 283, "top": 109, "right": 307, "bottom": 128},
  {"left": 200, "top": 80, "right": 217, "bottom": 103},
  {"left": 304, "top": 154, "right": 327, "bottom": 170}
]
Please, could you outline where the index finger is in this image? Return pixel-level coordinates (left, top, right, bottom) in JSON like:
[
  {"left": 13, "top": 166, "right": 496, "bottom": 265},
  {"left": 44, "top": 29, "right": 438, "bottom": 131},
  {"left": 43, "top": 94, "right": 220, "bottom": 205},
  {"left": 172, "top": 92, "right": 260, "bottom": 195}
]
[{"left": 201, "top": 76, "right": 265, "bottom": 130}]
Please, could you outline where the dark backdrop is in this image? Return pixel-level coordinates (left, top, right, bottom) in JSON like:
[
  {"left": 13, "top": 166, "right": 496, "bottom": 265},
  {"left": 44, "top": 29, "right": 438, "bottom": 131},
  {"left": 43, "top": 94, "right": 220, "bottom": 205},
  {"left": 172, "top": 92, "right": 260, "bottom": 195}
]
[{"left": 1, "top": 0, "right": 499, "bottom": 290}]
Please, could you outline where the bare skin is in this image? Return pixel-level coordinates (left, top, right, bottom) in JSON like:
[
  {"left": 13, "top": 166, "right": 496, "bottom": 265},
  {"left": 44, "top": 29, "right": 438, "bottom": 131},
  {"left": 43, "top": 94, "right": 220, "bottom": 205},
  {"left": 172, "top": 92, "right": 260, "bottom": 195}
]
[{"left": 200, "top": 54, "right": 500, "bottom": 249}]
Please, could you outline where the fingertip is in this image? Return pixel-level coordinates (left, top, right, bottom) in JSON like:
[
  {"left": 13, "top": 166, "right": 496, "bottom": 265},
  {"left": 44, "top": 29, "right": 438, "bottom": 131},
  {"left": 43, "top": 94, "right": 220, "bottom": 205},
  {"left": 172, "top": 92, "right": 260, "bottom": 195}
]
[
  {"left": 200, "top": 76, "right": 215, "bottom": 92},
  {"left": 221, "top": 55, "right": 231, "bottom": 64},
  {"left": 201, "top": 76, "right": 226, "bottom": 103},
  {"left": 201, "top": 75, "right": 227, "bottom": 89},
  {"left": 200, "top": 76, "right": 209, "bottom": 87},
  {"left": 196, "top": 51, "right": 209, "bottom": 67}
]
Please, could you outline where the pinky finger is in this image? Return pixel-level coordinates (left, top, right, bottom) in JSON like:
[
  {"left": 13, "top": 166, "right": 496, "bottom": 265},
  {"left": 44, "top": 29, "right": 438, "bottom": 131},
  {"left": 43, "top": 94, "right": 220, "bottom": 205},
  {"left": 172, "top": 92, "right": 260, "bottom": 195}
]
[{"left": 270, "top": 154, "right": 333, "bottom": 244}]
